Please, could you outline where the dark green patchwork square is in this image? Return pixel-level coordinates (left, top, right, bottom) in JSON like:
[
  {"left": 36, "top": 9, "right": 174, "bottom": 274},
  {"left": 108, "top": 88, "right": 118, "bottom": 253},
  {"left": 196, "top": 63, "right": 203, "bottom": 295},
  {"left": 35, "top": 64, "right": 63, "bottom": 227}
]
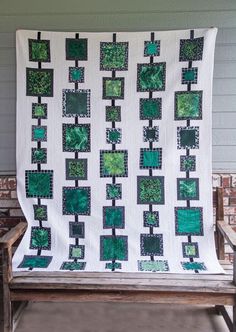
[
  {"left": 144, "top": 40, "right": 160, "bottom": 57},
  {"left": 177, "top": 126, "right": 199, "bottom": 149},
  {"left": 180, "top": 155, "right": 196, "bottom": 172},
  {"left": 143, "top": 126, "right": 159, "bottom": 142},
  {"left": 182, "top": 67, "right": 198, "bottom": 84},
  {"left": 28, "top": 39, "right": 50, "bottom": 62},
  {"left": 103, "top": 206, "right": 125, "bottom": 229},
  {"left": 69, "top": 244, "right": 85, "bottom": 259},
  {"left": 175, "top": 91, "right": 202, "bottom": 120},
  {"left": 182, "top": 242, "right": 199, "bottom": 258},
  {"left": 30, "top": 227, "right": 51, "bottom": 250},
  {"left": 103, "top": 78, "right": 124, "bottom": 99},
  {"left": 143, "top": 211, "right": 159, "bottom": 227},
  {"left": 25, "top": 170, "right": 53, "bottom": 198},
  {"left": 32, "top": 103, "right": 47, "bottom": 119},
  {"left": 69, "top": 221, "right": 85, "bottom": 238},
  {"left": 140, "top": 148, "right": 162, "bottom": 169},
  {"left": 179, "top": 37, "right": 204, "bottom": 61},
  {"left": 106, "top": 128, "right": 122, "bottom": 144},
  {"left": 140, "top": 98, "right": 162, "bottom": 120},
  {"left": 66, "top": 158, "right": 87, "bottom": 180},
  {"left": 137, "top": 63, "right": 166, "bottom": 92},
  {"left": 138, "top": 260, "right": 169, "bottom": 272},
  {"left": 105, "top": 262, "right": 122, "bottom": 270},
  {"left": 100, "top": 236, "right": 128, "bottom": 261},
  {"left": 32, "top": 126, "right": 47, "bottom": 142},
  {"left": 62, "top": 89, "right": 90, "bottom": 117},
  {"left": 106, "top": 106, "right": 121, "bottom": 122},
  {"left": 100, "top": 42, "right": 128, "bottom": 71},
  {"left": 60, "top": 262, "right": 86, "bottom": 270},
  {"left": 106, "top": 183, "right": 122, "bottom": 200},
  {"left": 137, "top": 176, "right": 165, "bottom": 205},
  {"left": 69, "top": 67, "right": 84, "bottom": 83},
  {"left": 32, "top": 148, "right": 47, "bottom": 164},
  {"left": 26, "top": 68, "right": 53, "bottom": 97},
  {"left": 18, "top": 255, "right": 52, "bottom": 269},
  {"left": 66, "top": 38, "right": 87, "bottom": 60},
  {"left": 63, "top": 187, "right": 90, "bottom": 215},
  {"left": 177, "top": 178, "right": 199, "bottom": 200},
  {"left": 100, "top": 150, "right": 128, "bottom": 177},
  {"left": 63, "top": 124, "right": 90, "bottom": 152},
  {"left": 175, "top": 207, "right": 203, "bottom": 236},
  {"left": 140, "top": 234, "right": 163, "bottom": 256},
  {"left": 181, "top": 262, "right": 206, "bottom": 271},
  {"left": 33, "top": 204, "right": 47, "bottom": 221}
]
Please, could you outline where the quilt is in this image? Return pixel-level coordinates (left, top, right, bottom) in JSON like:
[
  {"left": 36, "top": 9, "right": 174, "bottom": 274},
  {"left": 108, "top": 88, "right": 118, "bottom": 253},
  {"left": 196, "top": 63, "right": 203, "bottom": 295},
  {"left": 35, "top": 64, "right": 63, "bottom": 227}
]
[{"left": 13, "top": 28, "right": 223, "bottom": 273}]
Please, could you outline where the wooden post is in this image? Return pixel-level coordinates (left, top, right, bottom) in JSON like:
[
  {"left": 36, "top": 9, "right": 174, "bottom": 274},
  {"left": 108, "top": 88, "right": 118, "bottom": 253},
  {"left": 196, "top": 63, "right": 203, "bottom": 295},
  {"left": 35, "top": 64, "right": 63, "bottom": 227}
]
[
  {"left": 2, "top": 246, "right": 13, "bottom": 332},
  {"left": 216, "top": 187, "right": 225, "bottom": 260}
]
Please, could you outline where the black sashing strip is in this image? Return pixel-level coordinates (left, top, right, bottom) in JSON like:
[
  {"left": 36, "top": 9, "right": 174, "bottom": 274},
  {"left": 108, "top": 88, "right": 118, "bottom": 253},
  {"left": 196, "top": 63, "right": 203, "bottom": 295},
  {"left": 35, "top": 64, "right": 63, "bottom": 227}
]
[{"left": 112, "top": 33, "right": 117, "bottom": 271}]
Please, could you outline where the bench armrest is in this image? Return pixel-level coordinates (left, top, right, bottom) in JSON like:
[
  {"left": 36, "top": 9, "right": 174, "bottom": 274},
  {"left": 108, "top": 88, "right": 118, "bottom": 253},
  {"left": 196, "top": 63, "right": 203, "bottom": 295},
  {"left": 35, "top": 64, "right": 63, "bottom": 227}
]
[
  {"left": 216, "top": 219, "right": 236, "bottom": 251},
  {"left": 0, "top": 222, "right": 27, "bottom": 249}
]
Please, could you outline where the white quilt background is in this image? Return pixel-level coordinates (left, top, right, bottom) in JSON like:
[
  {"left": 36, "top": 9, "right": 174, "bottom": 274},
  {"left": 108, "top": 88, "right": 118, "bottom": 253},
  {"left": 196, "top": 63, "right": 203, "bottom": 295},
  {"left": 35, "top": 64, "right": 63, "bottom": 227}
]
[{"left": 13, "top": 28, "right": 223, "bottom": 273}]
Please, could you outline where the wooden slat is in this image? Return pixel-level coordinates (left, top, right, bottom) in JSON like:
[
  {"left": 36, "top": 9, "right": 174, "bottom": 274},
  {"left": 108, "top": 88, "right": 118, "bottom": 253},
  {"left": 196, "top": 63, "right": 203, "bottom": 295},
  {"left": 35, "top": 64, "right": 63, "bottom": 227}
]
[
  {"left": 217, "top": 219, "right": 236, "bottom": 251},
  {"left": 10, "top": 289, "right": 235, "bottom": 306},
  {"left": 0, "top": 222, "right": 27, "bottom": 248}
]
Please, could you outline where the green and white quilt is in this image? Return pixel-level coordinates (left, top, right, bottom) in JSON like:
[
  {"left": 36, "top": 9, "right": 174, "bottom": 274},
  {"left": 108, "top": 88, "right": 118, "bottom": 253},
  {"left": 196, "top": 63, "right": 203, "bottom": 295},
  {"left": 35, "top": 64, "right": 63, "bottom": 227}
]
[{"left": 13, "top": 28, "right": 223, "bottom": 273}]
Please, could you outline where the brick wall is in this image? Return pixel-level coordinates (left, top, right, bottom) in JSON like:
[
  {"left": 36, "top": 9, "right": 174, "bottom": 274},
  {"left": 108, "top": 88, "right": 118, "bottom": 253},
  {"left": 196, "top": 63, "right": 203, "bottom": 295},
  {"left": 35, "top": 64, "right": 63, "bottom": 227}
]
[{"left": 0, "top": 174, "right": 236, "bottom": 260}]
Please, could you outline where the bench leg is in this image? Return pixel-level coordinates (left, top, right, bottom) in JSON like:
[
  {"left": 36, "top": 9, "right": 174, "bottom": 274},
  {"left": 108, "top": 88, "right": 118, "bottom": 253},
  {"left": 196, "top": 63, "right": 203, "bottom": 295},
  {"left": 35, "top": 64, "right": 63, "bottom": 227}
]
[
  {"left": 233, "top": 305, "right": 236, "bottom": 332},
  {"left": 3, "top": 288, "right": 12, "bottom": 332},
  {"left": 2, "top": 247, "right": 13, "bottom": 332}
]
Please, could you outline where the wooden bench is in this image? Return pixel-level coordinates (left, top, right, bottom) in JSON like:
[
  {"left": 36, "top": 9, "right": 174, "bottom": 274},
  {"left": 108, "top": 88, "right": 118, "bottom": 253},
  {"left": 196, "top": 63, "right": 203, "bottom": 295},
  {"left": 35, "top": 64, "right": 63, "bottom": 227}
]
[{"left": 1, "top": 187, "right": 236, "bottom": 332}]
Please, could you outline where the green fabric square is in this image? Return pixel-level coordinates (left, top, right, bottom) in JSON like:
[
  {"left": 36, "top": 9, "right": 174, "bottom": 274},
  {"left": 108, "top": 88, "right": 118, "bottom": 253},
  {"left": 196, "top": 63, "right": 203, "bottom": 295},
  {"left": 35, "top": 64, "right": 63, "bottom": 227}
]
[
  {"left": 63, "top": 90, "right": 89, "bottom": 117},
  {"left": 69, "top": 67, "right": 84, "bottom": 83},
  {"left": 100, "top": 42, "right": 128, "bottom": 70},
  {"left": 63, "top": 187, "right": 90, "bottom": 215},
  {"left": 180, "top": 37, "right": 204, "bottom": 61},
  {"left": 103, "top": 78, "right": 124, "bottom": 99},
  {"left": 32, "top": 148, "right": 47, "bottom": 163},
  {"left": 100, "top": 236, "right": 128, "bottom": 261},
  {"left": 182, "top": 68, "right": 198, "bottom": 84},
  {"left": 140, "top": 149, "right": 161, "bottom": 169},
  {"left": 141, "top": 234, "right": 163, "bottom": 256},
  {"left": 66, "top": 38, "right": 87, "bottom": 60},
  {"left": 106, "top": 128, "right": 121, "bottom": 144},
  {"left": 30, "top": 227, "right": 50, "bottom": 250},
  {"left": 137, "top": 63, "right": 166, "bottom": 92},
  {"left": 103, "top": 206, "right": 124, "bottom": 228},
  {"left": 29, "top": 39, "right": 50, "bottom": 62},
  {"left": 177, "top": 178, "right": 199, "bottom": 200},
  {"left": 26, "top": 171, "right": 53, "bottom": 198},
  {"left": 100, "top": 151, "right": 128, "bottom": 177},
  {"left": 66, "top": 159, "right": 87, "bottom": 180},
  {"left": 175, "top": 91, "right": 202, "bottom": 120},
  {"left": 33, "top": 204, "right": 47, "bottom": 221},
  {"left": 140, "top": 98, "right": 161, "bottom": 120},
  {"left": 181, "top": 262, "right": 206, "bottom": 271},
  {"left": 60, "top": 262, "right": 86, "bottom": 270},
  {"left": 32, "top": 126, "right": 47, "bottom": 141},
  {"left": 143, "top": 211, "right": 159, "bottom": 227},
  {"left": 137, "top": 176, "right": 165, "bottom": 204},
  {"left": 26, "top": 68, "right": 53, "bottom": 97},
  {"left": 63, "top": 124, "right": 90, "bottom": 152},
  {"left": 106, "top": 184, "right": 122, "bottom": 200},
  {"left": 106, "top": 106, "right": 121, "bottom": 122},
  {"left": 69, "top": 245, "right": 84, "bottom": 259},
  {"left": 69, "top": 222, "right": 84, "bottom": 238},
  {"left": 18, "top": 255, "right": 52, "bottom": 269},
  {"left": 138, "top": 260, "right": 169, "bottom": 272},
  {"left": 175, "top": 207, "right": 203, "bottom": 235},
  {"left": 32, "top": 103, "right": 47, "bottom": 119},
  {"left": 178, "top": 127, "right": 199, "bottom": 149},
  {"left": 144, "top": 40, "right": 160, "bottom": 56}
]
